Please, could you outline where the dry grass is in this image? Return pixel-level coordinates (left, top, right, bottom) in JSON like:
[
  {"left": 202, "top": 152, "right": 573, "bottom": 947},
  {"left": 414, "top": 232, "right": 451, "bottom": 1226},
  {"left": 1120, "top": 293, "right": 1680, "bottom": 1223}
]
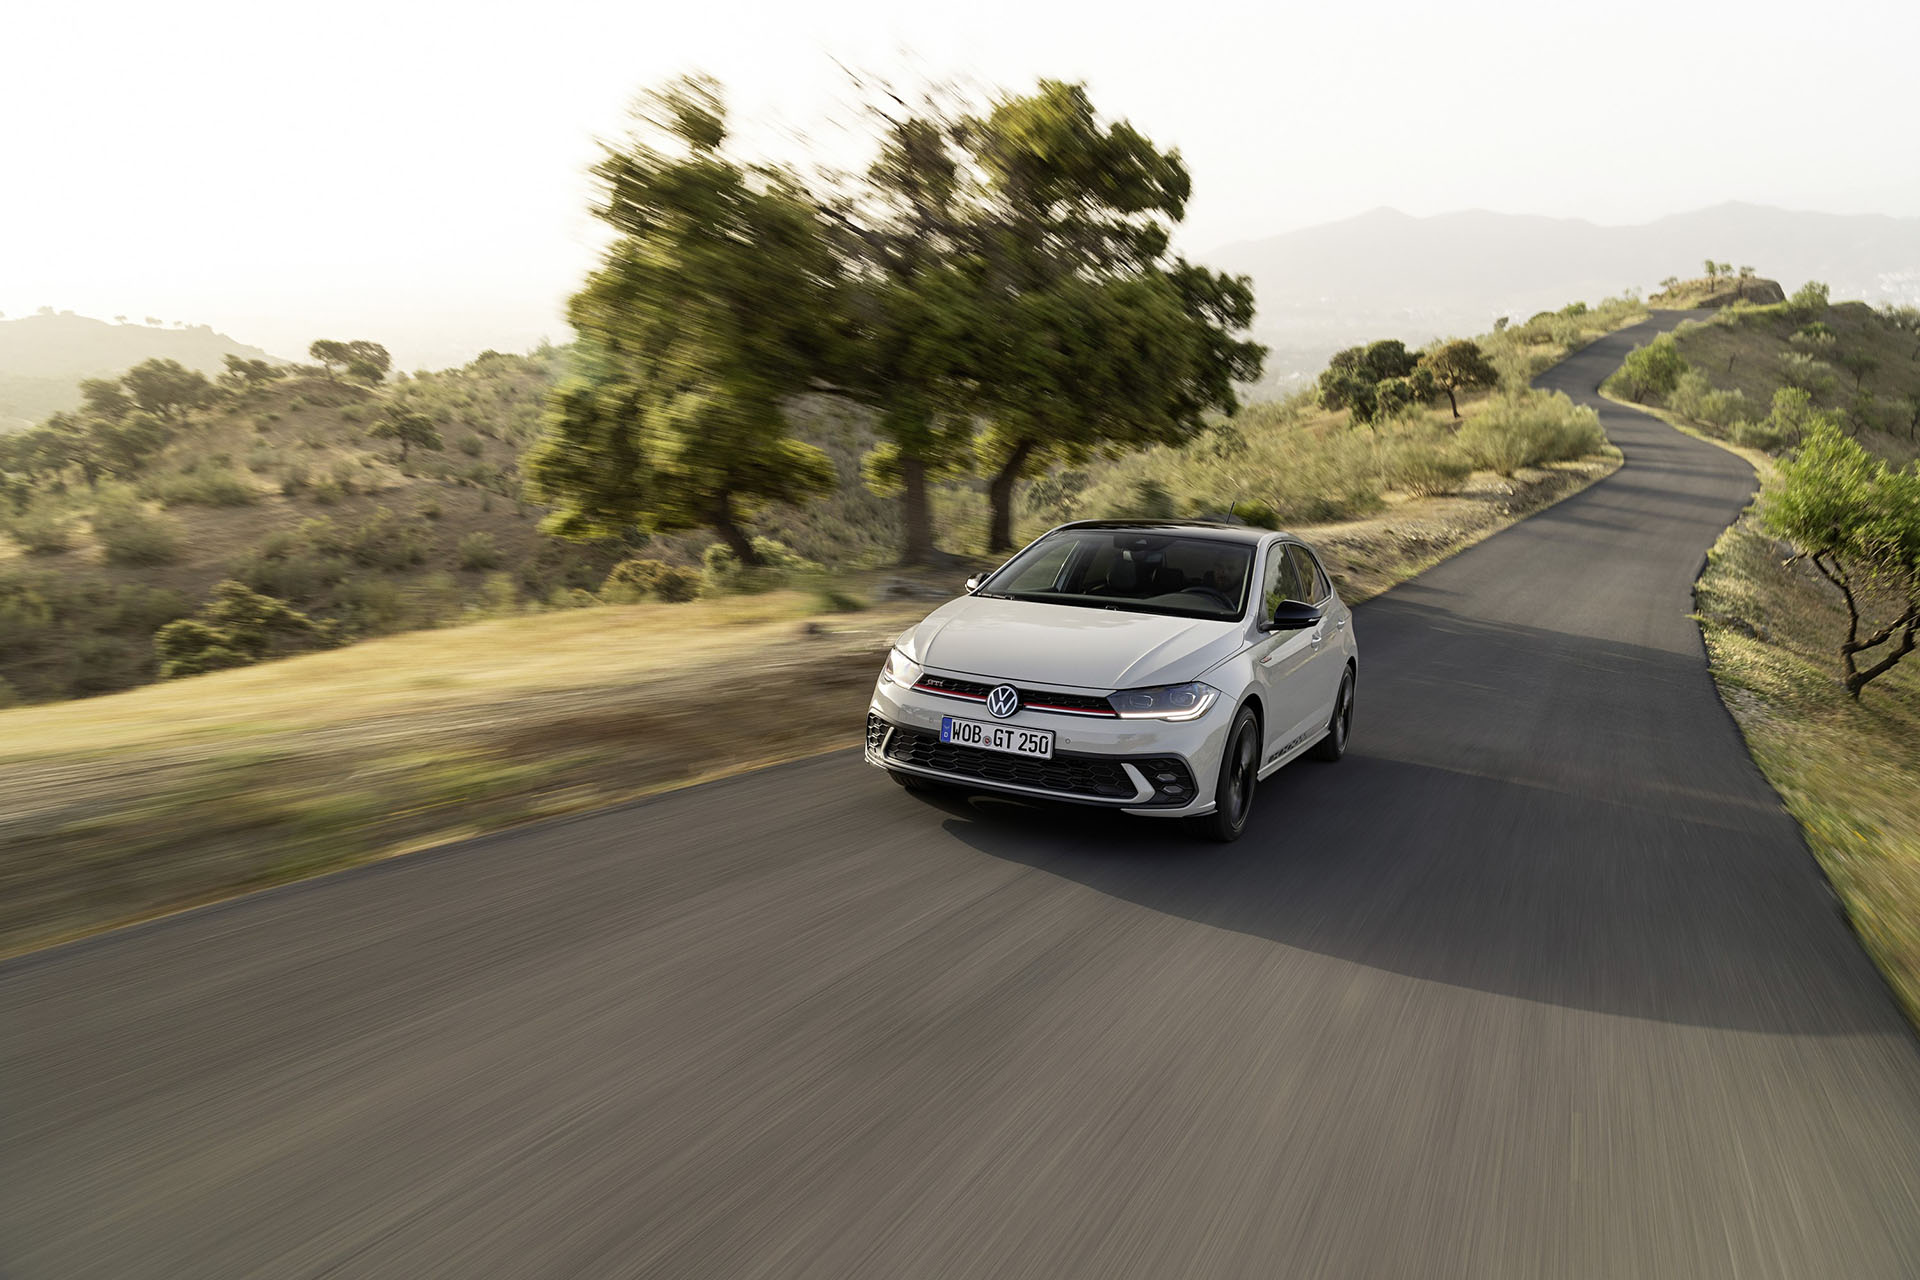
[
  {"left": 0, "top": 590, "right": 926, "bottom": 957},
  {"left": 1697, "top": 507, "right": 1920, "bottom": 1023},
  {"left": 0, "top": 438, "right": 1627, "bottom": 956}
]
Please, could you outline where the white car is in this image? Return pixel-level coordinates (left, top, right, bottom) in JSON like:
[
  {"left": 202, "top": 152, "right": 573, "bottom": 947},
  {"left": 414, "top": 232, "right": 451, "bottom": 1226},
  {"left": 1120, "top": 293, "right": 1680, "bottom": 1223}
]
[{"left": 865, "top": 520, "right": 1358, "bottom": 841}]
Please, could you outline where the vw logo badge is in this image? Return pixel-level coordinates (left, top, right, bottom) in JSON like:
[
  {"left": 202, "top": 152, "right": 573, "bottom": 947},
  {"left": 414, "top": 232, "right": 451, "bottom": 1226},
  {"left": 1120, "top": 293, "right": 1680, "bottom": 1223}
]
[{"left": 986, "top": 684, "right": 1020, "bottom": 719}]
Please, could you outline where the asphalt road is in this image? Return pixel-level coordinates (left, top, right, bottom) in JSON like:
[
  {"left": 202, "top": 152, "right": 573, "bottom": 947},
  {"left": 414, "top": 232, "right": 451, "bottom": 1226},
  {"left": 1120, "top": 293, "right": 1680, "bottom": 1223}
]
[{"left": 6, "top": 314, "right": 1920, "bottom": 1278}]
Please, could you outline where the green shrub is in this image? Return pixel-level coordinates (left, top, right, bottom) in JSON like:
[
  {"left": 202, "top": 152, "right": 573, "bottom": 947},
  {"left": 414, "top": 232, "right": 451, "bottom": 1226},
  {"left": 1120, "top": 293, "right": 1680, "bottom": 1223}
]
[
  {"left": 458, "top": 435, "right": 484, "bottom": 457},
  {"left": 144, "top": 467, "right": 258, "bottom": 507},
  {"left": 347, "top": 507, "right": 426, "bottom": 570},
  {"left": 702, "top": 537, "right": 820, "bottom": 593},
  {"left": 1667, "top": 370, "right": 1750, "bottom": 431},
  {"left": 602, "top": 557, "right": 700, "bottom": 603},
  {"left": 92, "top": 496, "right": 183, "bottom": 566},
  {"left": 1458, "top": 391, "right": 1605, "bottom": 476},
  {"left": 1232, "top": 499, "right": 1282, "bottom": 529},
  {"left": 311, "top": 477, "right": 343, "bottom": 505},
  {"left": 1613, "top": 334, "right": 1687, "bottom": 400},
  {"left": 6, "top": 504, "right": 76, "bottom": 554},
  {"left": 456, "top": 532, "right": 502, "bottom": 571},
  {"left": 1107, "top": 478, "right": 1177, "bottom": 520},
  {"left": 1385, "top": 438, "right": 1474, "bottom": 496},
  {"left": 1788, "top": 280, "right": 1830, "bottom": 319}
]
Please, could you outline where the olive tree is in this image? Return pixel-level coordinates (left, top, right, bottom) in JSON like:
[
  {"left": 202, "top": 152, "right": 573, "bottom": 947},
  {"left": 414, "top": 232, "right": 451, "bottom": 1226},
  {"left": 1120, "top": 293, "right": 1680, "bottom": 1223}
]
[{"left": 1765, "top": 421, "right": 1920, "bottom": 699}]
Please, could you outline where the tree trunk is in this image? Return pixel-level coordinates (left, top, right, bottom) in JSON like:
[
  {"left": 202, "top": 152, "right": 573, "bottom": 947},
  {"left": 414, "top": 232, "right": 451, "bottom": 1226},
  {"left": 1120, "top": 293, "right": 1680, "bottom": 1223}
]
[
  {"left": 987, "top": 439, "right": 1037, "bottom": 554},
  {"left": 900, "top": 453, "right": 934, "bottom": 565},
  {"left": 712, "top": 494, "right": 763, "bottom": 567},
  {"left": 1444, "top": 385, "right": 1459, "bottom": 418}
]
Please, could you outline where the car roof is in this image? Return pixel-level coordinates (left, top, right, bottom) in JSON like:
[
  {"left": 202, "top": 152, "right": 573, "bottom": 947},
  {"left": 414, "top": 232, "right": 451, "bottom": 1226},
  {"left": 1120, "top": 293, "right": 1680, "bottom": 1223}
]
[{"left": 1050, "top": 519, "right": 1287, "bottom": 547}]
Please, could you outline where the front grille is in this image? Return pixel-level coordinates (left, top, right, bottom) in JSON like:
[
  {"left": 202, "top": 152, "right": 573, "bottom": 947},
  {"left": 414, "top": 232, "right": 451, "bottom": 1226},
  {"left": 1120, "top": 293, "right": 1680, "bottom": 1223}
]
[
  {"left": 865, "top": 712, "right": 890, "bottom": 754},
  {"left": 911, "top": 674, "right": 1117, "bottom": 717},
  {"left": 883, "top": 727, "right": 1138, "bottom": 799}
]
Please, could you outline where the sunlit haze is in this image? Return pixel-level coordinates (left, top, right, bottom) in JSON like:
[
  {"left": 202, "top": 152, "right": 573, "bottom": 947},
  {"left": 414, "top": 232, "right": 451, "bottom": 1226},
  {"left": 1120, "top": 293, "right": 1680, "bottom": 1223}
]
[{"left": 5, "top": 0, "right": 1917, "bottom": 367}]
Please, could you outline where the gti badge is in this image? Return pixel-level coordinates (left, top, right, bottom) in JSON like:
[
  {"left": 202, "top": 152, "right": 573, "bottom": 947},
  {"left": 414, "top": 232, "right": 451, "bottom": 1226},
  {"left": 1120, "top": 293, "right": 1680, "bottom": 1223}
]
[{"left": 986, "top": 684, "right": 1020, "bottom": 719}]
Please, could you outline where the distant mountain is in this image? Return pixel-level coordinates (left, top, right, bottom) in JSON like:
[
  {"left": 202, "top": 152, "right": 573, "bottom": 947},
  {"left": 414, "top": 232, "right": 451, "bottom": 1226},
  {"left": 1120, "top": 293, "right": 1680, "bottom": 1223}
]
[
  {"left": 0, "top": 312, "right": 285, "bottom": 430},
  {"left": 1206, "top": 202, "right": 1920, "bottom": 388}
]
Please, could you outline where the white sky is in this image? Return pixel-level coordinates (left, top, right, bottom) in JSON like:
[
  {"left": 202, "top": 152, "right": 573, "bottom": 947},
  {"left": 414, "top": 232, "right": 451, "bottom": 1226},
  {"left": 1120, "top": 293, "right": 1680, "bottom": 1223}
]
[{"left": 3, "top": 0, "right": 1916, "bottom": 367}]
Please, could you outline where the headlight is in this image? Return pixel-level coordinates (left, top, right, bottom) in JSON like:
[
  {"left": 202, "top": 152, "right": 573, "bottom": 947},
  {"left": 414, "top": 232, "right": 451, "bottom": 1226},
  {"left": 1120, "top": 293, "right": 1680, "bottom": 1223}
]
[
  {"left": 879, "top": 648, "right": 923, "bottom": 688},
  {"left": 1108, "top": 681, "right": 1219, "bottom": 721}
]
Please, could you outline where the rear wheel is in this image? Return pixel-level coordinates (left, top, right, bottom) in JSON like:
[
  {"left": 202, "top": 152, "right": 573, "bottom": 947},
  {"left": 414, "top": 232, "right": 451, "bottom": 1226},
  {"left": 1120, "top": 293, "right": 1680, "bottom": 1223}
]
[
  {"left": 1309, "top": 667, "right": 1355, "bottom": 763},
  {"left": 1196, "top": 706, "right": 1262, "bottom": 843}
]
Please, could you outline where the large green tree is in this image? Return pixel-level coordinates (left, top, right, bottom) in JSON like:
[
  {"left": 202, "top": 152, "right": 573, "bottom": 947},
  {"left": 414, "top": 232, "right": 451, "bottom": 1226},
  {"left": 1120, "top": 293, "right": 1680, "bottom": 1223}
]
[
  {"left": 961, "top": 82, "right": 1264, "bottom": 551},
  {"left": 827, "top": 109, "right": 982, "bottom": 564},
  {"left": 525, "top": 77, "right": 836, "bottom": 566}
]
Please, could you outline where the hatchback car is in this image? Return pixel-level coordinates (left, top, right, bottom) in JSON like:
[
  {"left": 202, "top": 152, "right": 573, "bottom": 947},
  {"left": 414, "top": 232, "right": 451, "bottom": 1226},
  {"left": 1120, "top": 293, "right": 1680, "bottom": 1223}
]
[{"left": 865, "top": 520, "right": 1357, "bottom": 841}]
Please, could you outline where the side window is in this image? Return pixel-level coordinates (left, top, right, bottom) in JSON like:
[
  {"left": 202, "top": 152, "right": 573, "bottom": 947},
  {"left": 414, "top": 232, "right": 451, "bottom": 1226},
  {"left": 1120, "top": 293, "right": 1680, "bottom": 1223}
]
[
  {"left": 1288, "top": 546, "right": 1330, "bottom": 603},
  {"left": 1261, "top": 544, "right": 1306, "bottom": 617}
]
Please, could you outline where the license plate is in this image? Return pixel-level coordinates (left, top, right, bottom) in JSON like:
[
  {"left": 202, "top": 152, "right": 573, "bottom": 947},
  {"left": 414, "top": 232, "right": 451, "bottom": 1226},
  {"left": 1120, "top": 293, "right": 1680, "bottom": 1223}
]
[{"left": 941, "top": 716, "right": 1054, "bottom": 759}]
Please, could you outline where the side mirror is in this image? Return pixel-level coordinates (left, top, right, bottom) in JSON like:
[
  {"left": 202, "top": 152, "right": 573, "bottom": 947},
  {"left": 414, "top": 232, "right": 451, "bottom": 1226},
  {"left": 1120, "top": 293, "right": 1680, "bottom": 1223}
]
[
  {"left": 965, "top": 576, "right": 983, "bottom": 593},
  {"left": 1266, "top": 599, "right": 1323, "bottom": 631}
]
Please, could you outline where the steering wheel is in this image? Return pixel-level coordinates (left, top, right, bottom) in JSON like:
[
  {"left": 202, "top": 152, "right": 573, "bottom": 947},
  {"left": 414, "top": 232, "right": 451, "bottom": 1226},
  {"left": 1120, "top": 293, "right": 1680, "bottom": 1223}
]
[{"left": 1180, "top": 586, "right": 1235, "bottom": 610}]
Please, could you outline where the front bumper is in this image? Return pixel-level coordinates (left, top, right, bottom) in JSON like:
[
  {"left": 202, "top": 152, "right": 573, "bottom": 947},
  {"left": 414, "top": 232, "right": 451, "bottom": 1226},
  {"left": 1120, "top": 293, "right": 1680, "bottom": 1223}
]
[{"left": 865, "top": 672, "right": 1232, "bottom": 817}]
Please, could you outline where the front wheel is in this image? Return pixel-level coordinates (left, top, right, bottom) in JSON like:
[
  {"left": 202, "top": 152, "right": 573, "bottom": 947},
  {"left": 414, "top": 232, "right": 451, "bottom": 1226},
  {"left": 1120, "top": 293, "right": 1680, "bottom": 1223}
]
[
  {"left": 1309, "top": 668, "right": 1355, "bottom": 763},
  {"left": 1196, "top": 705, "right": 1262, "bottom": 843}
]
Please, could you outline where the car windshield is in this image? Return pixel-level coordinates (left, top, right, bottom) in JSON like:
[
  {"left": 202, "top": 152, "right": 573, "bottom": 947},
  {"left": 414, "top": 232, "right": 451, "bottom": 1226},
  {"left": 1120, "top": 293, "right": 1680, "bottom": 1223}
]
[{"left": 980, "top": 530, "right": 1254, "bottom": 621}]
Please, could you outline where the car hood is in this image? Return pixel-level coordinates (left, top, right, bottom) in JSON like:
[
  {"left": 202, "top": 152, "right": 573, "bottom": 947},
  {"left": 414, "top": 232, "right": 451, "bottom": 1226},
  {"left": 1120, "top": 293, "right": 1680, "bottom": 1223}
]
[{"left": 898, "top": 595, "right": 1247, "bottom": 690}]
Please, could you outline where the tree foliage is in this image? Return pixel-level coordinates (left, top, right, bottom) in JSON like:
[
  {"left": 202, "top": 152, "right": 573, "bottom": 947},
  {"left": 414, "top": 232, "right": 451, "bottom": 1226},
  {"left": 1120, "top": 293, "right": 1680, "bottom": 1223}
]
[
  {"left": 1618, "top": 334, "right": 1687, "bottom": 400},
  {"left": 155, "top": 580, "right": 330, "bottom": 679},
  {"left": 1317, "top": 339, "right": 1430, "bottom": 427},
  {"left": 1764, "top": 422, "right": 1920, "bottom": 699},
  {"left": 525, "top": 77, "right": 837, "bottom": 566},
  {"left": 1420, "top": 339, "right": 1500, "bottom": 418},
  {"left": 369, "top": 409, "right": 443, "bottom": 461},
  {"left": 121, "top": 358, "right": 213, "bottom": 420}
]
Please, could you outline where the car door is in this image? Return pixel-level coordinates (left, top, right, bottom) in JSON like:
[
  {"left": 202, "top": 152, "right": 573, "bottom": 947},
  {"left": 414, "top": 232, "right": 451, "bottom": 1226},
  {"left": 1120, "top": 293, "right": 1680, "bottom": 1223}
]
[
  {"left": 1250, "top": 541, "right": 1324, "bottom": 762},
  {"left": 1287, "top": 543, "right": 1347, "bottom": 733}
]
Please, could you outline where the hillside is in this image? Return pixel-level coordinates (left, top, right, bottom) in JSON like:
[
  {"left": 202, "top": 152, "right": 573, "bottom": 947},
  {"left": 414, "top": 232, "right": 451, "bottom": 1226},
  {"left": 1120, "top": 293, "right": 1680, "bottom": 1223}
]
[
  {"left": 0, "top": 312, "right": 283, "bottom": 430},
  {"left": 1207, "top": 203, "right": 1920, "bottom": 387},
  {"left": 1607, "top": 293, "right": 1920, "bottom": 466}
]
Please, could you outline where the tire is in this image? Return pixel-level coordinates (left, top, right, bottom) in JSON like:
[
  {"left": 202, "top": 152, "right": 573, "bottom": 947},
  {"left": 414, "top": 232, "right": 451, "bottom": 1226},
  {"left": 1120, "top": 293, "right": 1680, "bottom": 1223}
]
[
  {"left": 1309, "top": 667, "right": 1355, "bottom": 763},
  {"left": 1196, "top": 705, "right": 1262, "bottom": 843}
]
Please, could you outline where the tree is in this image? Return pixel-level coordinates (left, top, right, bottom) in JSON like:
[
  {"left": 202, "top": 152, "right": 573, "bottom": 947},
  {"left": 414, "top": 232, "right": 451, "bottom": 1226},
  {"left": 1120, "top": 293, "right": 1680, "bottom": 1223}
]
[
  {"left": 78, "top": 377, "right": 134, "bottom": 421},
  {"left": 1618, "top": 334, "right": 1687, "bottom": 400},
  {"left": 825, "top": 104, "right": 985, "bottom": 563},
  {"left": 1881, "top": 305, "right": 1920, "bottom": 361},
  {"left": 369, "top": 409, "right": 443, "bottom": 462},
  {"left": 1420, "top": 339, "right": 1499, "bottom": 418},
  {"left": 1764, "top": 422, "right": 1920, "bottom": 699},
  {"left": 1703, "top": 260, "right": 1719, "bottom": 283},
  {"left": 1317, "top": 339, "right": 1426, "bottom": 427},
  {"left": 308, "top": 339, "right": 349, "bottom": 379},
  {"left": 1836, "top": 348, "right": 1879, "bottom": 392},
  {"left": 155, "top": 581, "right": 330, "bottom": 679},
  {"left": 113, "top": 314, "right": 127, "bottom": 324},
  {"left": 121, "top": 358, "right": 212, "bottom": 420},
  {"left": 877, "top": 81, "right": 1263, "bottom": 552},
  {"left": 143, "top": 316, "right": 161, "bottom": 327},
  {"left": 524, "top": 77, "right": 837, "bottom": 566},
  {"left": 219, "top": 355, "right": 286, "bottom": 391},
  {"left": 344, "top": 340, "right": 391, "bottom": 383}
]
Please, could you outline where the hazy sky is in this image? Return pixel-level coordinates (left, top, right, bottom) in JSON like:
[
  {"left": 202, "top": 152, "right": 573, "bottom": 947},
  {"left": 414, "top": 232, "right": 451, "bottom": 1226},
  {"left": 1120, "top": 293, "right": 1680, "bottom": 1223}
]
[{"left": 4, "top": 0, "right": 1916, "bottom": 367}]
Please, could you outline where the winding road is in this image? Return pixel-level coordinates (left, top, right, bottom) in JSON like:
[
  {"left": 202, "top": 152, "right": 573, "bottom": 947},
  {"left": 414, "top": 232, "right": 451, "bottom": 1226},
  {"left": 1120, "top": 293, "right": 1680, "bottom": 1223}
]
[{"left": 6, "top": 314, "right": 1920, "bottom": 1278}]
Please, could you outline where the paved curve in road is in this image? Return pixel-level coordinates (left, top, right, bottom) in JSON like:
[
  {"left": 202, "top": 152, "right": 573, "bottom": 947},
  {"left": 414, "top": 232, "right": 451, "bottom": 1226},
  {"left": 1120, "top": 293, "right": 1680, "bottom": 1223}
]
[{"left": 6, "top": 315, "right": 1920, "bottom": 1278}]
